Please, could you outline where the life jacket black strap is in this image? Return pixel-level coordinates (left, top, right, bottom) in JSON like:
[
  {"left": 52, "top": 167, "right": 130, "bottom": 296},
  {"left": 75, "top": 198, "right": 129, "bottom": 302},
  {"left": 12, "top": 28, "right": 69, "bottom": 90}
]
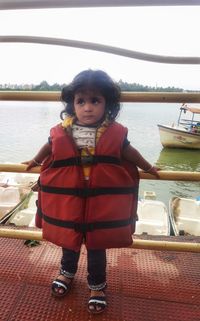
[
  {"left": 40, "top": 185, "right": 137, "bottom": 197},
  {"left": 50, "top": 155, "right": 121, "bottom": 168},
  {"left": 37, "top": 206, "right": 133, "bottom": 233}
]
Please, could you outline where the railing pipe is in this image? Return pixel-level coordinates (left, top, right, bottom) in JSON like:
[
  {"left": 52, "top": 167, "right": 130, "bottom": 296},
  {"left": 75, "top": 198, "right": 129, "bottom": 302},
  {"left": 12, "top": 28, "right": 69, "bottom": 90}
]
[
  {"left": 0, "top": 0, "right": 199, "bottom": 11},
  {"left": 1, "top": 91, "right": 200, "bottom": 103},
  {"left": 0, "top": 164, "right": 200, "bottom": 181},
  {"left": 139, "top": 170, "right": 200, "bottom": 181},
  {"left": 1, "top": 36, "right": 200, "bottom": 65},
  {"left": 130, "top": 239, "right": 200, "bottom": 253},
  {"left": 0, "top": 227, "right": 199, "bottom": 253}
]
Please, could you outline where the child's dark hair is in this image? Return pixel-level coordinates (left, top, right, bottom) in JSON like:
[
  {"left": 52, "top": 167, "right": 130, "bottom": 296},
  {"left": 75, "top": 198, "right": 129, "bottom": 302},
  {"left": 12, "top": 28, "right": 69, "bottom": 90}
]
[{"left": 60, "top": 69, "right": 121, "bottom": 121}]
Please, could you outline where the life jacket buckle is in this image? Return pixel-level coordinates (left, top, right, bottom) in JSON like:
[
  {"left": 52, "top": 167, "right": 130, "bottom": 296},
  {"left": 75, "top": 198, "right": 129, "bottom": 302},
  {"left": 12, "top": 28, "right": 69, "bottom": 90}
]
[
  {"left": 74, "top": 223, "right": 82, "bottom": 232},
  {"left": 74, "top": 222, "right": 94, "bottom": 233},
  {"left": 81, "top": 155, "right": 95, "bottom": 165}
]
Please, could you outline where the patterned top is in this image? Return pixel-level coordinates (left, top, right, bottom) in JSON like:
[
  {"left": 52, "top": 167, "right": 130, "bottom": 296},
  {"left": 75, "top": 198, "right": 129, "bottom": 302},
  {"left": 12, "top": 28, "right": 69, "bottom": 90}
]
[
  {"left": 61, "top": 116, "right": 110, "bottom": 180},
  {"left": 71, "top": 124, "right": 96, "bottom": 149}
]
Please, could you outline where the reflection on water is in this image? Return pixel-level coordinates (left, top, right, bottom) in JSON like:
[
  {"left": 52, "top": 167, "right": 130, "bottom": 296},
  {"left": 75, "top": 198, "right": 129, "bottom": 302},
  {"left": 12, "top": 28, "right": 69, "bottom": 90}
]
[
  {"left": 147, "top": 147, "right": 200, "bottom": 205},
  {"left": 156, "top": 148, "right": 200, "bottom": 172},
  {"left": 170, "top": 181, "right": 200, "bottom": 199}
]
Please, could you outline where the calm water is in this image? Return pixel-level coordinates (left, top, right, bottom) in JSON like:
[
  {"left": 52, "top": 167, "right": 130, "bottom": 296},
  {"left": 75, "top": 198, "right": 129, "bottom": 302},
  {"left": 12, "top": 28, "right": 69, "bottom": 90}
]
[{"left": 0, "top": 101, "right": 199, "bottom": 205}]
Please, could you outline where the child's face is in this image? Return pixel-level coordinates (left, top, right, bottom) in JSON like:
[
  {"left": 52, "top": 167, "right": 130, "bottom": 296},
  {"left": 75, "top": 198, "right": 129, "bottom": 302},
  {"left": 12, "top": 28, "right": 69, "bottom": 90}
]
[{"left": 74, "top": 90, "right": 106, "bottom": 126}]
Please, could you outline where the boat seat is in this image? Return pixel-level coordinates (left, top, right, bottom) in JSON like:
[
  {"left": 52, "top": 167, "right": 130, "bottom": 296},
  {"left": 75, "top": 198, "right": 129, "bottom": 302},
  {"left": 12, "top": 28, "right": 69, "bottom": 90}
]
[
  {"left": 135, "top": 221, "right": 168, "bottom": 235},
  {"left": 137, "top": 201, "right": 168, "bottom": 222},
  {"left": 176, "top": 218, "right": 200, "bottom": 236},
  {"left": 0, "top": 187, "right": 21, "bottom": 219},
  {"left": 5, "top": 192, "right": 38, "bottom": 227},
  {"left": 135, "top": 219, "right": 168, "bottom": 235},
  {"left": 173, "top": 198, "right": 200, "bottom": 220},
  {"left": 136, "top": 200, "right": 169, "bottom": 235},
  {"left": 137, "top": 220, "right": 166, "bottom": 226},
  {"left": 7, "top": 209, "right": 36, "bottom": 227},
  {"left": 0, "top": 186, "right": 20, "bottom": 204}
]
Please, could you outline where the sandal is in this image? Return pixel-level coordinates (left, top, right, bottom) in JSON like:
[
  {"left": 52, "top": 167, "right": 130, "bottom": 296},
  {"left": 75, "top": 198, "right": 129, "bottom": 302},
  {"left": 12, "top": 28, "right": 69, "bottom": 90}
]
[
  {"left": 51, "top": 271, "right": 73, "bottom": 297},
  {"left": 87, "top": 290, "right": 107, "bottom": 314}
]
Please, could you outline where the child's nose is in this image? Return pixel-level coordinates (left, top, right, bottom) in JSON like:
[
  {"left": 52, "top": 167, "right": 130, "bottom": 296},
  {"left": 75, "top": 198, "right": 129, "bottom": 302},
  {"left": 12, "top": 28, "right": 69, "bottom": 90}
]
[{"left": 84, "top": 102, "right": 93, "bottom": 111}]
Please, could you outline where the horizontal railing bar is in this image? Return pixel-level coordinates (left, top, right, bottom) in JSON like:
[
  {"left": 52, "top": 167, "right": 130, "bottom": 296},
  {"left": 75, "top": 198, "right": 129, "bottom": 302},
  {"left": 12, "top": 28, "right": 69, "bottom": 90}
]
[
  {"left": 0, "top": 227, "right": 199, "bottom": 253},
  {"left": 0, "top": 163, "right": 200, "bottom": 181},
  {"left": 0, "top": 91, "right": 200, "bottom": 103},
  {"left": 1, "top": 36, "right": 200, "bottom": 65},
  {"left": 130, "top": 239, "right": 200, "bottom": 253},
  {"left": 0, "top": 0, "right": 199, "bottom": 11}
]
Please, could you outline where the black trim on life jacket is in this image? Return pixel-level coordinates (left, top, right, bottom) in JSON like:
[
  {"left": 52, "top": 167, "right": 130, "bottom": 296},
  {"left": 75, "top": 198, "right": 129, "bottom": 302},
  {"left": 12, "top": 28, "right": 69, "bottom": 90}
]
[
  {"left": 40, "top": 185, "right": 137, "bottom": 197},
  {"left": 50, "top": 155, "right": 121, "bottom": 168},
  {"left": 37, "top": 206, "right": 134, "bottom": 232}
]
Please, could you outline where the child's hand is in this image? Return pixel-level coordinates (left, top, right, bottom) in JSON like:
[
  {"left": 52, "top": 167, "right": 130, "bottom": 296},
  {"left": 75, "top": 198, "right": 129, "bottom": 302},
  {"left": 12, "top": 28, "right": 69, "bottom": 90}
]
[
  {"left": 0, "top": 182, "right": 8, "bottom": 188},
  {"left": 145, "top": 166, "right": 160, "bottom": 179},
  {"left": 22, "top": 159, "right": 41, "bottom": 171},
  {"left": 31, "top": 181, "right": 39, "bottom": 191}
]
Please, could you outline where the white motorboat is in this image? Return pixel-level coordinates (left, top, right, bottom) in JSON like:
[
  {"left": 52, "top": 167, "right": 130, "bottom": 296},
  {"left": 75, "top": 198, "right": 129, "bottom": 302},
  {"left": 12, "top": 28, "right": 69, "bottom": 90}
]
[
  {"left": 135, "top": 191, "right": 171, "bottom": 236},
  {"left": 5, "top": 191, "right": 37, "bottom": 227},
  {"left": 0, "top": 172, "right": 39, "bottom": 188},
  {"left": 158, "top": 104, "right": 200, "bottom": 149},
  {"left": 0, "top": 186, "right": 22, "bottom": 220},
  {"left": 169, "top": 196, "right": 200, "bottom": 236},
  {"left": 0, "top": 172, "right": 38, "bottom": 223}
]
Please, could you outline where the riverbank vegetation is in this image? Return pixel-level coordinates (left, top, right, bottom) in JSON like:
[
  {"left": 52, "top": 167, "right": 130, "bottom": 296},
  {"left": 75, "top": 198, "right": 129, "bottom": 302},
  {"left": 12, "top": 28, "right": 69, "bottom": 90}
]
[{"left": 0, "top": 80, "right": 196, "bottom": 92}]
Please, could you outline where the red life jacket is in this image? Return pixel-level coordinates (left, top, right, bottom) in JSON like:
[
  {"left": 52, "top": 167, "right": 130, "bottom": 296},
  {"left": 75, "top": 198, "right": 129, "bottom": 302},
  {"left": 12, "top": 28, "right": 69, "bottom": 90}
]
[{"left": 36, "top": 122, "right": 139, "bottom": 251}]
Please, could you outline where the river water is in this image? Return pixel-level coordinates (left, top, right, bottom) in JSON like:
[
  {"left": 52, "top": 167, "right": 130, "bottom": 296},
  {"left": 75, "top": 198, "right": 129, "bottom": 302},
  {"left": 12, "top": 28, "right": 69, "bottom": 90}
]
[{"left": 0, "top": 101, "right": 199, "bottom": 205}]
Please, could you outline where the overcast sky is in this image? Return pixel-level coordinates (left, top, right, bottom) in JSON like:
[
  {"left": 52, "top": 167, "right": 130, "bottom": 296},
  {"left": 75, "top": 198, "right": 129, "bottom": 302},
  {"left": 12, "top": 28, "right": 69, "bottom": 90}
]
[{"left": 0, "top": 6, "right": 200, "bottom": 90}]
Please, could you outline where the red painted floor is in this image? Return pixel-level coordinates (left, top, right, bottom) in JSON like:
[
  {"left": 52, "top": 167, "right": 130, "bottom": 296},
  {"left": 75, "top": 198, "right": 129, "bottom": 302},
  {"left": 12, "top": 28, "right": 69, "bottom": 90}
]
[{"left": 0, "top": 236, "right": 200, "bottom": 321}]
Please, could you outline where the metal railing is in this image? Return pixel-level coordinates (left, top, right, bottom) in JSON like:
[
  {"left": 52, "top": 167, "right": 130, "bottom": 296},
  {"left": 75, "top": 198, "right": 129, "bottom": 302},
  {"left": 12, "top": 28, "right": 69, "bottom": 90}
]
[
  {"left": 0, "top": 90, "right": 199, "bottom": 252},
  {"left": 0, "top": 90, "right": 200, "bottom": 103}
]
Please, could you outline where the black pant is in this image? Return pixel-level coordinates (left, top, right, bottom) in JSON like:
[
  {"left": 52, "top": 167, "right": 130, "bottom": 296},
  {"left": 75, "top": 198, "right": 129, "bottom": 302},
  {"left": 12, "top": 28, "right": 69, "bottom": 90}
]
[{"left": 61, "top": 248, "right": 107, "bottom": 290}]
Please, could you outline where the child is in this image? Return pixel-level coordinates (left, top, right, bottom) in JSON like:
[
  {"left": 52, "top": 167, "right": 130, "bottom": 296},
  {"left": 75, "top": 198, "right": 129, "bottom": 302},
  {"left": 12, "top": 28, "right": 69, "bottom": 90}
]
[{"left": 24, "top": 69, "right": 159, "bottom": 314}]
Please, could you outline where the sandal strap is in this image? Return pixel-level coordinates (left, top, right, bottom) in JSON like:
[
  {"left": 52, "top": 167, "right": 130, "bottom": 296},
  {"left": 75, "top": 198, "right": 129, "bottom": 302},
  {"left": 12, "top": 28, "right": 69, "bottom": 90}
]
[
  {"left": 60, "top": 268, "right": 74, "bottom": 279},
  {"left": 52, "top": 279, "right": 68, "bottom": 290},
  {"left": 88, "top": 296, "right": 107, "bottom": 306},
  {"left": 52, "top": 277, "right": 72, "bottom": 297}
]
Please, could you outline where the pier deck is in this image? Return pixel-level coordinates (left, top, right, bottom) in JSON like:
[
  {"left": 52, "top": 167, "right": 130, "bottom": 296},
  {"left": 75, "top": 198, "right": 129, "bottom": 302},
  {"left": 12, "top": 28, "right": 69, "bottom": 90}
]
[{"left": 0, "top": 235, "right": 200, "bottom": 321}]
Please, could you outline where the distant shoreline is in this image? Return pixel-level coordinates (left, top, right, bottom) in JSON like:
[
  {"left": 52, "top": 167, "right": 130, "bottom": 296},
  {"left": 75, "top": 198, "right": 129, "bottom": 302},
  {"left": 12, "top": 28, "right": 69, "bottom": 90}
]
[{"left": 1, "top": 80, "right": 198, "bottom": 92}]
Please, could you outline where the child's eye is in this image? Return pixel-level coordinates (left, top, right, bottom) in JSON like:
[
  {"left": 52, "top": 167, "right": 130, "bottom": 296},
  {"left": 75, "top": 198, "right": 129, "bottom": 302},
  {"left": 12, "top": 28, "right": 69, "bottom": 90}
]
[
  {"left": 77, "top": 98, "right": 85, "bottom": 105},
  {"left": 91, "top": 97, "right": 100, "bottom": 104}
]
